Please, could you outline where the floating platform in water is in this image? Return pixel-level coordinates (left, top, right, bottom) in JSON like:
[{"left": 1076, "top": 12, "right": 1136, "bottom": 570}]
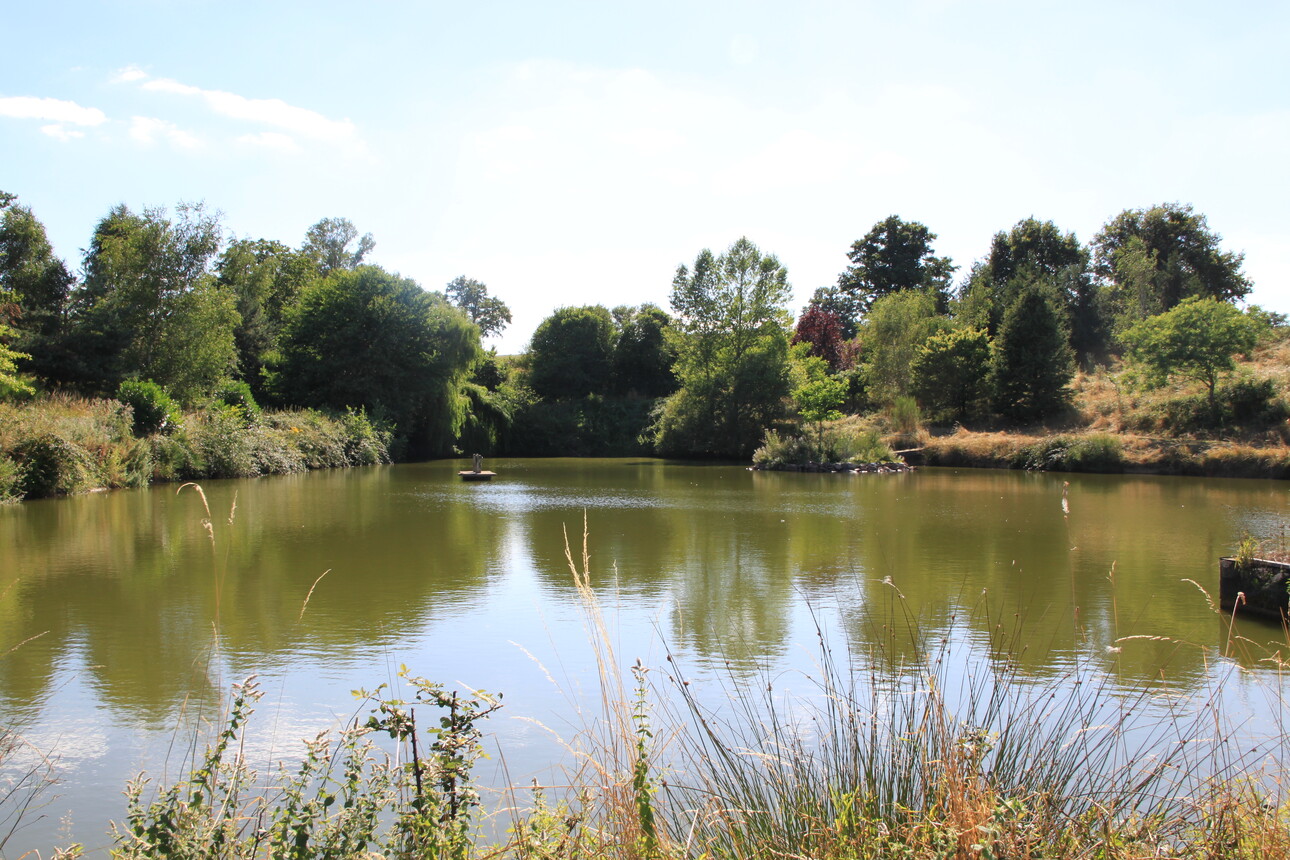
[{"left": 459, "top": 470, "right": 496, "bottom": 482}]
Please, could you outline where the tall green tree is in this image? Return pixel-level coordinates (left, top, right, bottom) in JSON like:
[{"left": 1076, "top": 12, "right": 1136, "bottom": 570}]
[
  {"left": 956, "top": 217, "right": 1105, "bottom": 364},
  {"left": 0, "top": 281, "right": 31, "bottom": 397},
  {"left": 657, "top": 237, "right": 793, "bottom": 458},
  {"left": 910, "top": 327, "right": 992, "bottom": 422},
  {"left": 858, "top": 290, "right": 950, "bottom": 406},
  {"left": 216, "top": 238, "right": 320, "bottom": 399},
  {"left": 301, "top": 217, "right": 375, "bottom": 276},
  {"left": 445, "top": 276, "right": 512, "bottom": 339},
  {"left": 611, "top": 304, "right": 677, "bottom": 397},
  {"left": 1122, "top": 297, "right": 1259, "bottom": 409},
  {"left": 838, "top": 215, "right": 956, "bottom": 316},
  {"left": 1093, "top": 203, "right": 1250, "bottom": 331},
  {"left": 526, "top": 305, "right": 615, "bottom": 399},
  {"left": 0, "top": 199, "right": 75, "bottom": 385},
  {"left": 275, "top": 265, "right": 480, "bottom": 454},
  {"left": 991, "top": 287, "right": 1074, "bottom": 423},
  {"left": 73, "top": 202, "right": 236, "bottom": 403}
]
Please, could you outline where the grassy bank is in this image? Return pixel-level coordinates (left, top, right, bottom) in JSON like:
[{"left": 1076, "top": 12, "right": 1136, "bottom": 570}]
[
  {"left": 885, "top": 339, "right": 1290, "bottom": 477},
  {"left": 0, "top": 393, "right": 390, "bottom": 503},
  {"left": 920, "top": 427, "right": 1290, "bottom": 477}
]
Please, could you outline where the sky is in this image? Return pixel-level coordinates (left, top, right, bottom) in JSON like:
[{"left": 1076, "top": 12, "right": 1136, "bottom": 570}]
[{"left": 4, "top": 0, "right": 1289, "bottom": 354}]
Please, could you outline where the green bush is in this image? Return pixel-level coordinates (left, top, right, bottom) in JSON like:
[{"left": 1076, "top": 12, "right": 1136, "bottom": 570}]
[
  {"left": 340, "top": 407, "right": 390, "bottom": 466},
  {"left": 1150, "top": 376, "right": 1289, "bottom": 434},
  {"left": 116, "top": 380, "right": 183, "bottom": 436},
  {"left": 187, "top": 405, "right": 258, "bottom": 478},
  {"left": 11, "top": 433, "right": 100, "bottom": 497},
  {"left": 0, "top": 454, "right": 24, "bottom": 503},
  {"left": 753, "top": 426, "right": 894, "bottom": 467},
  {"left": 215, "top": 379, "right": 262, "bottom": 427},
  {"left": 147, "top": 434, "right": 198, "bottom": 481},
  {"left": 1014, "top": 434, "right": 1123, "bottom": 473}
]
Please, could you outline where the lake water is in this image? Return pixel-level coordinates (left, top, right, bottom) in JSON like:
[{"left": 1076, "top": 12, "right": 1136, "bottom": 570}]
[{"left": 2, "top": 459, "right": 1289, "bottom": 855}]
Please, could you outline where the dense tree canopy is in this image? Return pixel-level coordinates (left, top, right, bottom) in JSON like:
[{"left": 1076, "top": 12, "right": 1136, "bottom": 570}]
[
  {"left": 792, "top": 305, "right": 846, "bottom": 371},
  {"left": 0, "top": 199, "right": 74, "bottom": 384},
  {"left": 611, "top": 303, "right": 677, "bottom": 397},
  {"left": 859, "top": 290, "right": 950, "bottom": 406},
  {"left": 1093, "top": 203, "right": 1250, "bottom": 329},
  {"left": 957, "top": 218, "right": 1105, "bottom": 365},
  {"left": 526, "top": 305, "right": 614, "bottom": 399},
  {"left": 991, "top": 287, "right": 1074, "bottom": 423},
  {"left": 445, "top": 276, "right": 511, "bottom": 339},
  {"left": 837, "top": 215, "right": 955, "bottom": 317},
  {"left": 1123, "top": 297, "right": 1259, "bottom": 408},
  {"left": 910, "top": 327, "right": 992, "bottom": 422},
  {"left": 74, "top": 202, "right": 236, "bottom": 403},
  {"left": 301, "top": 217, "right": 375, "bottom": 276},
  {"left": 275, "top": 265, "right": 480, "bottom": 454},
  {"left": 217, "top": 238, "right": 320, "bottom": 399},
  {"left": 658, "top": 237, "right": 793, "bottom": 457}
]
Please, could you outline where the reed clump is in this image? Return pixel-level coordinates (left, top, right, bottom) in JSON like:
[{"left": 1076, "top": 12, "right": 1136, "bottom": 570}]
[{"left": 753, "top": 419, "right": 895, "bottom": 468}]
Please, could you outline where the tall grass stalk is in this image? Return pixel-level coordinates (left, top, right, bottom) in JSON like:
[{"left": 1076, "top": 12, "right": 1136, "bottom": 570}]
[{"left": 651, "top": 590, "right": 1290, "bottom": 860}]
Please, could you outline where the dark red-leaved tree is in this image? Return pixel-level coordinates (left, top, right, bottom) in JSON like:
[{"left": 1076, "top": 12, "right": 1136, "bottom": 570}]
[{"left": 792, "top": 306, "right": 845, "bottom": 371}]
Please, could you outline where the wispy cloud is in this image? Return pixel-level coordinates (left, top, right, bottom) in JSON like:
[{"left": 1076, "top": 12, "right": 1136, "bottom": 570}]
[
  {"left": 129, "top": 116, "right": 201, "bottom": 149},
  {"left": 118, "top": 67, "right": 359, "bottom": 150},
  {"left": 41, "top": 124, "right": 85, "bottom": 141},
  {"left": 0, "top": 95, "right": 106, "bottom": 126},
  {"left": 112, "top": 65, "right": 149, "bottom": 84}
]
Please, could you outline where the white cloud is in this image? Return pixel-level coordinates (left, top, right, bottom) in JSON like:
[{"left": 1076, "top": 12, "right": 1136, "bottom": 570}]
[
  {"left": 112, "top": 65, "right": 149, "bottom": 84},
  {"left": 129, "top": 116, "right": 201, "bottom": 149},
  {"left": 140, "top": 76, "right": 358, "bottom": 143},
  {"left": 0, "top": 95, "right": 106, "bottom": 126},
  {"left": 40, "top": 124, "right": 85, "bottom": 141}
]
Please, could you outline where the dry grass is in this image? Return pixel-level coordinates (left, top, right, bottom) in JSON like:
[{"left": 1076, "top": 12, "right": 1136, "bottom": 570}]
[{"left": 923, "top": 428, "right": 1040, "bottom": 468}]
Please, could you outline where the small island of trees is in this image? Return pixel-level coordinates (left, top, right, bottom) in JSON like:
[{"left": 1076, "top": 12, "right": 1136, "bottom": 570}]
[{"left": 1, "top": 190, "right": 1285, "bottom": 501}]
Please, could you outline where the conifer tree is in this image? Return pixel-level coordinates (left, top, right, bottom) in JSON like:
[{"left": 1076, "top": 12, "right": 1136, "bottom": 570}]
[{"left": 991, "top": 287, "right": 1074, "bottom": 422}]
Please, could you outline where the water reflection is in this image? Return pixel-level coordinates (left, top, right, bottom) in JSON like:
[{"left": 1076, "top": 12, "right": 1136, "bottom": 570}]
[{"left": 2, "top": 460, "right": 1289, "bottom": 852}]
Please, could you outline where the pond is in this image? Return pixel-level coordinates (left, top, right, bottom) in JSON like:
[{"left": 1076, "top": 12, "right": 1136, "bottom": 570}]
[{"left": 2, "top": 459, "right": 1289, "bottom": 855}]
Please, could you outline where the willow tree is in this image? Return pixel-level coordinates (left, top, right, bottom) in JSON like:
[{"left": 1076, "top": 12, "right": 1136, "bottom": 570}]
[{"left": 275, "top": 265, "right": 480, "bottom": 455}]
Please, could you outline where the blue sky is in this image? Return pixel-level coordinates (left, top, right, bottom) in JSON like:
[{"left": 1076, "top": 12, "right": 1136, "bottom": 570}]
[{"left": 4, "top": 0, "right": 1288, "bottom": 353}]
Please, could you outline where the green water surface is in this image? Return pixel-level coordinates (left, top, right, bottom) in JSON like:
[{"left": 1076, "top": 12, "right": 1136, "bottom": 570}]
[{"left": 1, "top": 459, "right": 1288, "bottom": 854}]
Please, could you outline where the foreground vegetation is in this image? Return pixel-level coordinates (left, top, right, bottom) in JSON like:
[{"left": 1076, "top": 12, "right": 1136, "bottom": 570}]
[{"left": 6, "top": 534, "right": 1290, "bottom": 859}]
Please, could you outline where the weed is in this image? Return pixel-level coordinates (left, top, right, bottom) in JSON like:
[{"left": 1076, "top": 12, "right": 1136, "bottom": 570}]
[{"left": 1013, "top": 433, "right": 1124, "bottom": 473}]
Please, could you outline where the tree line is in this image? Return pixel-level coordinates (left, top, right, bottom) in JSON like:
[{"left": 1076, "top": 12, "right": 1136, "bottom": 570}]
[{"left": 0, "top": 191, "right": 1273, "bottom": 463}]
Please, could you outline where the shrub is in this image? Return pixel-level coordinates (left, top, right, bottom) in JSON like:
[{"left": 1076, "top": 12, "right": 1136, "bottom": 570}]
[
  {"left": 11, "top": 433, "right": 99, "bottom": 497},
  {"left": 1013, "top": 434, "right": 1123, "bottom": 473},
  {"left": 340, "top": 407, "right": 391, "bottom": 465},
  {"left": 753, "top": 425, "right": 894, "bottom": 467},
  {"left": 215, "top": 379, "right": 261, "bottom": 427},
  {"left": 116, "top": 380, "right": 182, "bottom": 436},
  {"left": 0, "top": 454, "right": 24, "bottom": 503},
  {"left": 1146, "top": 376, "right": 1290, "bottom": 434},
  {"left": 186, "top": 405, "right": 258, "bottom": 478},
  {"left": 148, "top": 434, "right": 198, "bottom": 481}
]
